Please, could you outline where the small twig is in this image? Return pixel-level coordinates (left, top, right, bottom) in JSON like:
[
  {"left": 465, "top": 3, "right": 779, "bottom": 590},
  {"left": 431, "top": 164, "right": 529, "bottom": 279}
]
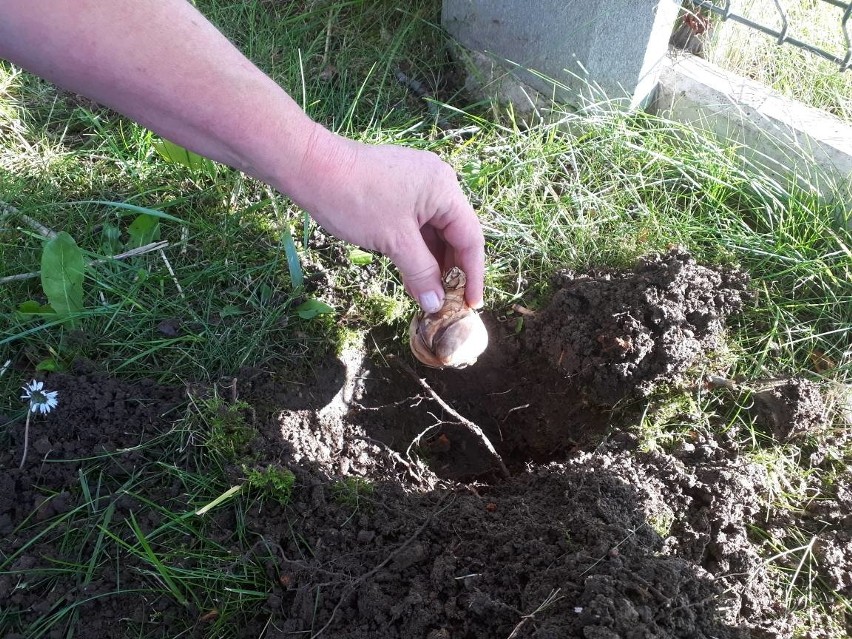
[
  {"left": 630, "top": 571, "right": 673, "bottom": 602},
  {"left": 406, "top": 418, "right": 443, "bottom": 462},
  {"left": 506, "top": 588, "right": 565, "bottom": 639},
  {"left": 503, "top": 403, "right": 531, "bottom": 419},
  {"left": 0, "top": 200, "right": 15, "bottom": 220},
  {"left": 0, "top": 201, "right": 57, "bottom": 239},
  {"left": 397, "top": 359, "right": 510, "bottom": 479},
  {"left": 580, "top": 524, "right": 644, "bottom": 576},
  {"left": 309, "top": 494, "right": 451, "bottom": 639},
  {"left": 179, "top": 226, "right": 189, "bottom": 255},
  {"left": 322, "top": 8, "right": 333, "bottom": 66},
  {"left": 0, "top": 271, "right": 40, "bottom": 285},
  {"left": 158, "top": 248, "right": 185, "bottom": 299},
  {"left": 351, "top": 394, "right": 425, "bottom": 411},
  {"left": 18, "top": 213, "right": 57, "bottom": 239},
  {"left": 107, "top": 241, "right": 170, "bottom": 262},
  {"left": 0, "top": 241, "right": 169, "bottom": 285}
]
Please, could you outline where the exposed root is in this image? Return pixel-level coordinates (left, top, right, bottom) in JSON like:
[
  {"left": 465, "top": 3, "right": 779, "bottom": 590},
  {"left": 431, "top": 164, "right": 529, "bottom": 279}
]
[
  {"left": 506, "top": 588, "right": 565, "bottom": 639},
  {"left": 397, "top": 359, "right": 511, "bottom": 479}
]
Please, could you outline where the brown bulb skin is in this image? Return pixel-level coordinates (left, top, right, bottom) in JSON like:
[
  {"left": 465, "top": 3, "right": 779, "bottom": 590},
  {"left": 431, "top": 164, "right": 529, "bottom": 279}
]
[{"left": 409, "top": 268, "right": 488, "bottom": 369}]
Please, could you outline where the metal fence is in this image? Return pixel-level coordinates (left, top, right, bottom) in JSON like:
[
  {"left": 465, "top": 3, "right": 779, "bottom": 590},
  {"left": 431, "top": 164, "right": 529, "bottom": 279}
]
[{"left": 690, "top": 0, "right": 852, "bottom": 71}]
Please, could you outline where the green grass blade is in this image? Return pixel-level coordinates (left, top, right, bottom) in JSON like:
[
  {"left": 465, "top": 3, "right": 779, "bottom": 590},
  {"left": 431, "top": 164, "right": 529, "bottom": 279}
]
[
  {"left": 280, "top": 218, "right": 304, "bottom": 290},
  {"left": 83, "top": 502, "right": 115, "bottom": 587},
  {"left": 69, "top": 200, "right": 185, "bottom": 224},
  {"left": 126, "top": 511, "right": 188, "bottom": 606}
]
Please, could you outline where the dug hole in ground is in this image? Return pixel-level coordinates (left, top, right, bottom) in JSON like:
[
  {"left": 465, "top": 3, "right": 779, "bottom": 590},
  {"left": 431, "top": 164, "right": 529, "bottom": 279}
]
[{"left": 2, "top": 248, "right": 849, "bottom": 638}]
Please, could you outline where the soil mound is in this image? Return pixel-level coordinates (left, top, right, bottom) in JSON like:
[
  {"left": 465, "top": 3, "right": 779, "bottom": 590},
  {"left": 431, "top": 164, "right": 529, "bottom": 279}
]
[{"left": 524, "top": 247, "right": 750, "bottom": 405}]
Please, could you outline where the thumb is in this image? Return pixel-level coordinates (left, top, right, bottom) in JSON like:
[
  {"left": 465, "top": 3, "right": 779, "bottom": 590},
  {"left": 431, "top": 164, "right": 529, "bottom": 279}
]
[{"left": 391, "top": 240, "right": 444, "bottom": 314}]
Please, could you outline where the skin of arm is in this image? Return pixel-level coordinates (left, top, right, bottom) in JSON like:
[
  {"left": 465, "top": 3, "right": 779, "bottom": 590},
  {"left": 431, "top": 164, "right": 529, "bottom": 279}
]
[{"left": 0, "top": 0, "right": 484, "bottom": 312}]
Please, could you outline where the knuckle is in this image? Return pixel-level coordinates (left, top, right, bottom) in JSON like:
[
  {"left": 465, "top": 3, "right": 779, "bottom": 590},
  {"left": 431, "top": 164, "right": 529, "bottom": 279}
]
[{"left": 405, "top": 263, "right": 439, "bottom": 284}]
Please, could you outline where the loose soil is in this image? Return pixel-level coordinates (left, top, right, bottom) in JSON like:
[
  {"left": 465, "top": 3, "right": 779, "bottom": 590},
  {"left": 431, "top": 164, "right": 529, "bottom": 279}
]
[{"left": 2, "top": 249, "right": 849, "bottom": 638}]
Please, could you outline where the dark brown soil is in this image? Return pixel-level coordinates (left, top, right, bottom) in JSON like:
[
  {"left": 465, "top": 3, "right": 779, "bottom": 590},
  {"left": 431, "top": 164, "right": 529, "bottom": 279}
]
[
  {"left": 523, "top": 248, "right": 751, "bottom": 405},
  {"left": 2, "top": 249, "right": 848, "bottom": 639}
]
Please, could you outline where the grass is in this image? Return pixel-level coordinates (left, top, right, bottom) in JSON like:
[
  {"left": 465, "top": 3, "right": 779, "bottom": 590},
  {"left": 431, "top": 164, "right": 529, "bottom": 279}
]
[
  {"left": 0, "top": 413, "right": 276, "bottom": 637},
  {"left": 1, "top": 0, "right": 851, "bottom": 637},
  {"left": 696, "top": 0, "right": 852, "bottom": 121}
]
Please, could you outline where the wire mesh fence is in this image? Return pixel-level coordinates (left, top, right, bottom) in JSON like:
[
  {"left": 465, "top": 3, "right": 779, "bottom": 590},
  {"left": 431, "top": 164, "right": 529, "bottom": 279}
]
[{"left": 689, "top": 0, "right": 852, "bottom": 71}]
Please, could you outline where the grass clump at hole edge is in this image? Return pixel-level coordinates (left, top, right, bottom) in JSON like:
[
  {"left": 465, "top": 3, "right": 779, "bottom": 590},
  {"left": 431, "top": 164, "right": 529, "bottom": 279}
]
[
  {"left": 195, "top": 395, "right": 258, "bottom": 463},
  {"left": 330, "top": 476, "right": 375, "bottom": 510},
  {"left": 243, "top": 464, "right": 296, "bottom": 505}
]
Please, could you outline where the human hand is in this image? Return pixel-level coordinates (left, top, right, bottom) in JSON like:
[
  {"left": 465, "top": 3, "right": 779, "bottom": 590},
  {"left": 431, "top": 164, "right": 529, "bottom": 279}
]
[{"left": 287, "top": 125, "right": 485, "bottom": 313}]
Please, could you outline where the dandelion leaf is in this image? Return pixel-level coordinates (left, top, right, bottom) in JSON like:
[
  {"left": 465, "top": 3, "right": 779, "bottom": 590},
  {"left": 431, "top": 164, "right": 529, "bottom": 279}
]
[
  {"left": 348, "top": 248, "right": 373, "bottom": 265},
  {"left": 40, "top": 231, "right": 85, "bottom": 318},
  {"left": 295, "top": 298, "right": 333, "bottom": 319},
  {"left": 153, "top": 138, "right": 215, "bottom": 174},
  {"left": 127, "top": 213, "right": 161, "bottom": 248}
]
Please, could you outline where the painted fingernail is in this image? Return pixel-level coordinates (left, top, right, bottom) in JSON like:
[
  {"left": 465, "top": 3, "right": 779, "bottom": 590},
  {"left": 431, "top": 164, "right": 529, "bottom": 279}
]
[{"left": 418, "top": 290, "right": 442, "bottom": 314}]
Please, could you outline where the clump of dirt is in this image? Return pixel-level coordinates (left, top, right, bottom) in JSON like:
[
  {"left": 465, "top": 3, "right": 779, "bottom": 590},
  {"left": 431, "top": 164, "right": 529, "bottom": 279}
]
[
  {"left": 750, "top": 377, "right": 829, "bottom": 441},
  {"left": 3, "top": 250, "right": 848, "bottom": 638},
  {"left": 809, "top": 475, "right": 852, "bottom": 598},
  {"left": 524, "top": 247, "right": 750, "bottom": 405}
]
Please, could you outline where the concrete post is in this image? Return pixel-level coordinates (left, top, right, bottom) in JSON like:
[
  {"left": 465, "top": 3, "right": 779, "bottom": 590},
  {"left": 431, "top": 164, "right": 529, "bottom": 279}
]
[{"left": 442, "top": 0, "right": 683, "bottom": 110}]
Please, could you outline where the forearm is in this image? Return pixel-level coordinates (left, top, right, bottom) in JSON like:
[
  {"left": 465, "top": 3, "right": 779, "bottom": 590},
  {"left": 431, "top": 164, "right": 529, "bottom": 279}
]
[
  {"left": 0, "top": 0, "right": 486, "bottom": 310},
  {"left": 0, "top": 0, "right": 325, "bottom": 197}
]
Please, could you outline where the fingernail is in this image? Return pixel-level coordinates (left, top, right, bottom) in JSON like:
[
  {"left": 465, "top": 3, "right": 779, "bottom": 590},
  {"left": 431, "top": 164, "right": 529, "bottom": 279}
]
[{"left": 418, "top": 290, "right": 443, "bottom": 314}]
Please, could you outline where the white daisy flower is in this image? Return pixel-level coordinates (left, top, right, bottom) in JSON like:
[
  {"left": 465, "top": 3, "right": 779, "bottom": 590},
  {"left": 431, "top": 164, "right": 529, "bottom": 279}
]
[{"left": 21, "top": 380, "right": 59, "bottom": 415}]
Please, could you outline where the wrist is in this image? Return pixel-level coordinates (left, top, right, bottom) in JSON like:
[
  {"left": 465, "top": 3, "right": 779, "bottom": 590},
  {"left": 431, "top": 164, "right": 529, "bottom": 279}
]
[{"left": 280, "top": 124, "right": 358, "bottom": 216}]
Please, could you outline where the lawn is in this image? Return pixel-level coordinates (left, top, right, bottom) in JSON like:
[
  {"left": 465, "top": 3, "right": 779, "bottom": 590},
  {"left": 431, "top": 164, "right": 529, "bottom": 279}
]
[{"left": 1, "top": 1, "right": 851, "bottom": 638}]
